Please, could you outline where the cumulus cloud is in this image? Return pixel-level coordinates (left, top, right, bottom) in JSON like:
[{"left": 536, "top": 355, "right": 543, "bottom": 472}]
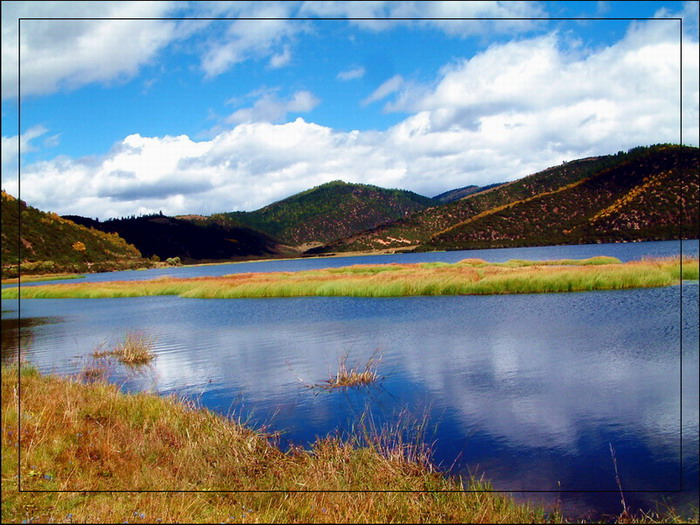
[
  {"left": 389, "top": 18, "right": 698, "bottom": 149},
  {"left": 226, "top": 90, "right": 320, "bottom": 124},
  {"left": 2, "top": 1, "right": 180, "bottom": 99},
  {"left": 337, "top": 66, "right": 365, "bottom": 81},
  {"left": 361, "top": 75, "right": 404, "bottom": 106}
]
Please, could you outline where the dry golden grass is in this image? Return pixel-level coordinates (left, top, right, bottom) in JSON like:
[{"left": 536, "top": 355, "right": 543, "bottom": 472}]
[
  {"left": 89, "top": 333, "right": 156, "bottom": 366},
  {"left": 2, "top": 364, "right": 563, "bottom": 524},
  {"left": 309, "top": 352, "right": 382, "bottom": 390}
]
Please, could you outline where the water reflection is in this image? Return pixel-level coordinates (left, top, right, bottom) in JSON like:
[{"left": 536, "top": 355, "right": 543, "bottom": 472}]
[{"left": 1, "top": 313, "right": 61, "bottom": 364}]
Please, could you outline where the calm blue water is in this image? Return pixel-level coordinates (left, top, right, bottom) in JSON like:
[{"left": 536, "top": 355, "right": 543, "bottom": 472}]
[{"left": 2, "top": 240, "right": 698, "bottom": 520}]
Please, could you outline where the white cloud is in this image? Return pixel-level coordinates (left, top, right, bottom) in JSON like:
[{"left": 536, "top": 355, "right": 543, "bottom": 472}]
[
  {"left": 268, "top": 46, "right": 292, "bottom": 68},
  {"left": 361, "top": 75, "right": 404, "bottom": 106},
  {"left": 2, "top": 1, "right": 180, "bottom": 99},
  {"left": 337, "top": 66, "right": 365, "bottom": 81},
  {"left": 299, "top": 1, "right": 545, "bottom": 34},
  {"left": 1, "top": 1, "right": 547, "bottom": 101},
  {"left": 389, "top": 19, "right": 698, "bottom": 150},
  {"left": 199, "top": 3, "right": 309, "bottom": 78},
  {"left": 226, "top": 90, "right": 320, "bottom": 124},
  {"left": 10, "top": 12, "right": 699, "bottom": 220},
  {"left": 1, "top": 124, "right": 50, "bottom": 193}
]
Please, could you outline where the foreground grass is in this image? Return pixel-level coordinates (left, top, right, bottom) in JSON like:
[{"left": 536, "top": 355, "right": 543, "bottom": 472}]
[
  {"left": 2, "top": 257, "right": 698, "bottom": 300},
  {"left": 2, "top": 365, "right": 559, "bottom": 524}
]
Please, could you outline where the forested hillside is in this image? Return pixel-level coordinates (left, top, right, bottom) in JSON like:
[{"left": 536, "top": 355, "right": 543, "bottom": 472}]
[
  {"left": 423, "top": 145, "right": 698, "bottom": 250},
  {"left": 220, "top": 180, "right": 435, "bottom": 247},
  {"left": 1, "top": 191, "right": 146, "bottom": 278},
  {"left": 312, "top": 145, "right": 698, "bottom": 254},
  {"left": 64, "top": 214, "right": 287, "bottom": 262}
]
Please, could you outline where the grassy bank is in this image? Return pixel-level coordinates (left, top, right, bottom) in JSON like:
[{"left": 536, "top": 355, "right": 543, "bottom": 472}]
[
  {"left": 2, "top": 365, "right": 557, "bottom": 524},
  {"left": 3, "top": 257, "right": 698, "bottom": 300},
  {"left": 1, "top": 273, "right": 85, "bottom": 285}
]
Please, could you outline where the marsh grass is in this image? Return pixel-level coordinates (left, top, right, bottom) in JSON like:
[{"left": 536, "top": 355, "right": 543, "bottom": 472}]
[
  {"left": 309, "top": 351, "right": 383, "bottom": 390},
  {"left": 3, "top": 257, "right": 697, "bottom": 300},
  {"left": 88, "top": 333, "right": 156, "bottom": 366},
  {"left": 79, "top": 360, "right": 111, "bottom": 383},
  {"left": 112, "top": 333, "right": 156, "bottom": 365}
]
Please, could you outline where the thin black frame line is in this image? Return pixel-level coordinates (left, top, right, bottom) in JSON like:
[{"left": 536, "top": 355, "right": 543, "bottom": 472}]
[
  {"left": 18, "top": 489, "right": 685, "bottom": 494},
  {"left": 17, "top": 17, "right": 682, "bottom": 21},
  {"left": 14, "top": 14, "right": 687, "bottom": 497},
  {"left": 678, "top": 15, "right": 684, "bottom": 494},
  {"left": 16, "top": 14, "right": 23, "bottom": 496}
]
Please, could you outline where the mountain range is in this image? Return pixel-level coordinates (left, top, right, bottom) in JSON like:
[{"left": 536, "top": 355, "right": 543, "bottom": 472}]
[
  {"left": 2, "top": 144, "right": 697, "bottom": 276},
  {"left": 314, "top": 144, "right": 699, "bottom": 254}
]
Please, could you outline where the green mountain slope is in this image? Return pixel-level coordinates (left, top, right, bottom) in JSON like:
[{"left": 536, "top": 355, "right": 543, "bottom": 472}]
[
  {"left": 312, "top": 145, "right": 698, "bottom": 254},
  {"left": 424, "top": 144, "right": 699, "bottom": 250},
  {"left": 219, "top": 180, "right": 435, "bottom": 247},
  {"left": 1, "top": 191, "right": 145, "bottom": 277},
  {"left": 64, "top": 214, "right": 287, "bottom": 262},
  {"left": 313, "top": 154, "right": 629, "bottom": 253}
]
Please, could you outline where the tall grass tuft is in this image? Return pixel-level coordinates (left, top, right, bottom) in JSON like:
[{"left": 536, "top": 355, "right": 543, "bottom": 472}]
[
  {"left": 88, "top": 333, "right": 156, "bottom": 366},
  {"left": 311, "top": 351, "right": 382, "bottom": 390},
  {"left": 112, "top": 333, "right": 156, "bottom": 365}
]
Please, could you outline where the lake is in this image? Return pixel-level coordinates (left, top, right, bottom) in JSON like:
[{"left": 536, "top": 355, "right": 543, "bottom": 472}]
[{"left": 2, "top": 240, "right": 698, "bottom": 520}]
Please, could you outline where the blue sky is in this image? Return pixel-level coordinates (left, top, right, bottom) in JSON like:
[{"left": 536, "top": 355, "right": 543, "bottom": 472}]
[{"left": 2, "top": 1, "right": 698, "bottom": 220}]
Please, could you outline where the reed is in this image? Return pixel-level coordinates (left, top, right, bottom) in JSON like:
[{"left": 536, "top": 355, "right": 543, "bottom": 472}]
[
  {"left": 309, "top": 351, "right": 382, "bottom": 390},
  {"left": 88, "top": 333, "right": 156, "bottom": 366},
  {"left": 111, "top": 333, "right": 156, "bottom": 365},
  {"left": 2, "top": 257, "right": 697, "bottom": 300}
]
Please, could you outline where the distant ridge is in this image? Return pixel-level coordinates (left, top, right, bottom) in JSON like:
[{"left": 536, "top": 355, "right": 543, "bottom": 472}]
[
  {"left": 423, "top": 144, "right": 699, "bottom": 250},
  {"left": 432, "top": 183, "right": 504, "bottom": 204},
  {"left": 6, "top": 144, "right": 695, "bottom": 272},
  {"left": 217, "top": 180, "right": 436, "bottom": 247}
]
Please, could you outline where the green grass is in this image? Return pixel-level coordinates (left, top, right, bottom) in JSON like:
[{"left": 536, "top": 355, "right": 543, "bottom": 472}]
[{"left": 3, "top": 257, "right": 696, "bottom": 300}]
